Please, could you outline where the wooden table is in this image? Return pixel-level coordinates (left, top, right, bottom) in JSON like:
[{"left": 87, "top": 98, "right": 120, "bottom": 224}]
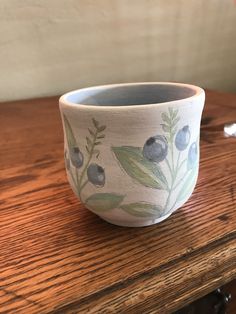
[{"left": 0, "top": 90, "right": 236, "bottom": 314}]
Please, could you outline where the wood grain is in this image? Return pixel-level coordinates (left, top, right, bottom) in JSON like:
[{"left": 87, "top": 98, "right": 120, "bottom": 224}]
[{"left": 0, "top": 90, "right": 236, "bottom": 313}]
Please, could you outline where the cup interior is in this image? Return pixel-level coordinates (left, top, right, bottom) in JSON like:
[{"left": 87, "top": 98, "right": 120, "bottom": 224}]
[{"left": 65, "top": 83, "right": 199, "bottom": 107}]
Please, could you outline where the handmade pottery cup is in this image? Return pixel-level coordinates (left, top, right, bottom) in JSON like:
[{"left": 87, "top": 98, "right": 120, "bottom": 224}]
[{"left": 59, "top": 82, "right": 205, "bottom": 227}]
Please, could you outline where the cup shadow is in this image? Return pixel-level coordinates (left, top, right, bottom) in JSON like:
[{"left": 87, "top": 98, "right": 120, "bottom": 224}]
[{"left": 72, "top": 200, "right": 195, "bottom": 254}]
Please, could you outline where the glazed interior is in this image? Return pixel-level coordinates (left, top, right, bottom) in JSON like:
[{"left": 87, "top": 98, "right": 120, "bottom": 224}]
[{"left": 66, "top": 83, "right": 198, "bottom": 106}]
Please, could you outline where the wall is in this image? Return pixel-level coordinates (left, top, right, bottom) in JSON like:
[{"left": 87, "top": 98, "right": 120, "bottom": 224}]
[{"left": 0, "top": 0, "right": 236, "bottom": 101}]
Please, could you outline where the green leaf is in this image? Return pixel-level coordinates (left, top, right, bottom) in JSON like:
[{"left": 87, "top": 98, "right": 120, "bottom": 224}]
[
  {"left": 165, "top": 135, "right": 171, "bottom": 142},
  {"left": 63, "top": 114, "right": 77, "bottom": 148},
  {"left": 161, "top": 124, "right": 169, "bottom": 132},
  {"left": 88, "top": 128, "right": 95, "bottom": 136},
  {"left": 85, "top": 193, "right": 125, "bottom": 212},
  {"left": 161, "top": 112, "right": 171, "bottom": 124},
  {"left": 112, "top": 146, "right": 168, "bottom": 190},
  {"left": 86, "top": 145, "right": 90, "bottom": 153},
  {"left": 86, "top": 136, "right": 92, "bottom": 147},
  {"left": 97, "top": 134, "right": 105, "bottom": 139},
  {"left": 173, "top": 116, "right": 180, "bottom": 126},
  {"left": 98, "top": 125, "right": 106, "bottom": 132},
  {"left": 168, "top": 107, "right": 174, "bottom": 118},
  {"left": 92, "top": 118, "right": 99, "bottom": 129},
  {"left": 172, "top": 109, "right": 178, "bottom": 119},
  {"left": 176, "top": 166, "right": 198, "bottom": 202},
  {"left": 120, "top": 202, "right": 163, "bottom": 218}
]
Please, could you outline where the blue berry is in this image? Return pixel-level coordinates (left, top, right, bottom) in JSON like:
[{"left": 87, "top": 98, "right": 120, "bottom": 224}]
[
  {"left": 69, "top": 147, "right": 83, "bottom": 168},
  {"left": 188, "top": 142, "right": 198, "bottom": 169},
  {"left": 175, "top": 126, "right": 190, "bottom": 151},
  {"left": 87, "top": 163, "right": 105, "bottom": 186},
  {"left": 143, "top": 135, "right": 168, "bottom": 162}
]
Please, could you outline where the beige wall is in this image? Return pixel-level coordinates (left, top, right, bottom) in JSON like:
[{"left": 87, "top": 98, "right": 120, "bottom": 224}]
[{"left": 0, "top": 0, "right": 236, "bottom": 101}]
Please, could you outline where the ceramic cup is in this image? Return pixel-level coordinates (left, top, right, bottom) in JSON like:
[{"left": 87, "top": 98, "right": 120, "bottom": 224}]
[{"left": 59, "top": 82, "right": 205, "bottom": 227}]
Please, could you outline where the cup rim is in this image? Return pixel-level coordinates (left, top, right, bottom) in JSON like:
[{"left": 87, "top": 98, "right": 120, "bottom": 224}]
[{"left": 59, "top": 82, "right": 205, "bottom": 111}]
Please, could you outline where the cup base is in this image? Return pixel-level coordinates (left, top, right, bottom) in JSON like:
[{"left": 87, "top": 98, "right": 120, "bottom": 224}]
[{"left": 101, "top": 212, "right": 172, "bottom": 227}]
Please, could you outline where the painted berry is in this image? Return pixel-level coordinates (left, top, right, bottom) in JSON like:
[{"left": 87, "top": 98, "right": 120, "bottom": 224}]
[
  {"left": 64, "top": 149, "right": 70, "bottom": 170},
  {"left": 188, "top": 142, "right": 198, "bottom": 169},
  {"left": 69, "top": 147, "right": 84, "bottom": 168},
  {"left": 175, "top": 125, "right": 190, "bottom": 151},
  {"left": 87, "top": 163, "right": 105, "bottom": 187},
  {"left": 143, "top": 135, "right": 168, "bottom": 162}
]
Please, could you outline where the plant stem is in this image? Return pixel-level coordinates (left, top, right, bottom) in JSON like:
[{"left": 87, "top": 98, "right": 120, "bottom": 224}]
[
  {"left": 78, "top": 128, "right": 99, "bottom": 197},
  {"left": 76, "top": 169, "right": 79, "bottom": 188},
  {"left": 164, "top": 189, "right": 172, "bottom": 213},
  {"left": 175, "top": 151, "right": 180, "bottom": 176},
  {"left": 172, "top": 169, "right": 190, "bottom": 191},
  {"left": 80, "top": 179, "right": 88, "bottom": 194},
  {"left": 167, "top": 199, "right": 178, "bottom": 215},
  {"left": 178, "top": 158, "right": 187, "bottom": 173},
  {"left": 165, "top": 158, "right": 172, "bottom": 181},
  {"left": 171, "top": 142, "right": 174, "bottom": 174},
  {"left": 164, "top": 129, "right": 175, "bottom": 212},
  {"left": 69, "top": 170, "right": 77, "bottom": 191},
  {"left": 164, "top": 155, "right": 184, "bottom": 213},
  {"left": 164, "top": 119, "right": 185, "bottom": 213}
]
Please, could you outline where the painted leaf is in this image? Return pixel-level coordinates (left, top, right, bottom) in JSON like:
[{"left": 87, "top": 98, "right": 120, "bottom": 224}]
[
  {"left": 63, "top": 114, "right": 77, "bottom": 148},
  {"left": 98, "top": 125, "right": 106, "bottom": 132},
  {"left": 92, "top": 118, "right": 99, "bottom": 129},
  {"left": 86, "top": 136, "right": 92, "bottom": 147},
  {"left": 112, "top": 146, "right": 168, "bottom": 190},
  {"left": 151, "top": 160, "right": 169, "bottom": 189},
  {"left": 120, "top": 202, "right": 163, "bottom": 218},
  {"left": 168, "top": 107, "right": 174, "bottom": 117},
  {"left": 172, "top": 109, "right": 178, "bottom": 119},
  {"left": 97, "top": 134, "right": 105, "bottom": 139},
  {"left": 161, "top": 112, "right": 171, "bottom": 124},
  {"left": 88, "top": 128, "right": 95, "bottom": 136},
  {"left": 161, "top": 124, "right": 169, "bottom": 132},
  {"left": 85, "top": 193, "right": 125, "bottom": 212},
  {"left": 173, "top": 116, "right": 180, "bottom": 126},
  {"left": 176, "top": 166, "right": 198, "bottom": 202},
  {"left": 165, "top": 134, "right": 171, "bottom": 142}
]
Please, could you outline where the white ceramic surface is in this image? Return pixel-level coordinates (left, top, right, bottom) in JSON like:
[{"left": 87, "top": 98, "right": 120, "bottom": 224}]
[{"left": 59, "top": 82, "right": 205, "bottom": 227}]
